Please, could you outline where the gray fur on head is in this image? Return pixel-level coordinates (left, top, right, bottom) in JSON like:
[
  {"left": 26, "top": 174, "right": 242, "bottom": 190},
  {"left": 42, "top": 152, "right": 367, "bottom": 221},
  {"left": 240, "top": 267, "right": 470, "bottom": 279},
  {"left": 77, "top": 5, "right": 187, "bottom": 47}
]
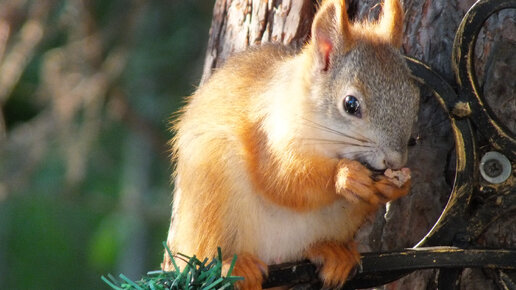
[{"left": 309, "top": 42, "right": 420, "bottom": 170}]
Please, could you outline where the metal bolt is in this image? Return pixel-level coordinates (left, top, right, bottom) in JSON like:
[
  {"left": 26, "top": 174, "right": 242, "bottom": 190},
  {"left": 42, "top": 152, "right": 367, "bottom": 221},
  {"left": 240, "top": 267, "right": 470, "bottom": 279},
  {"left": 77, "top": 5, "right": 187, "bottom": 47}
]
[
  {"left": 479, "top": 151, "right": 512, "bottom": 184},
  {"left": 483, "top": 159, "right": 503, "bottom": 177}
]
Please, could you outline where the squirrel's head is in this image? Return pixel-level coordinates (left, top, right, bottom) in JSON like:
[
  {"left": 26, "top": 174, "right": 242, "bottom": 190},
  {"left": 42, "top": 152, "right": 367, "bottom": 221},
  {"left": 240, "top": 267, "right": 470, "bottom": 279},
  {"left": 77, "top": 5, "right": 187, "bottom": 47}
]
[{"left": 303, "top": 0, "right": 419, "bottom": 170}]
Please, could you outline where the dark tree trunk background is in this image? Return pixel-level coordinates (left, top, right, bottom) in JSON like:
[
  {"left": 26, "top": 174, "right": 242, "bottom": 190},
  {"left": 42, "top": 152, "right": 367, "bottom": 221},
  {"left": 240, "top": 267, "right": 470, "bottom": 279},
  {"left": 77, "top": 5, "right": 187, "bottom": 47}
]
[{"left": 199, "top": 0, "right": 515, "bottom": 289}]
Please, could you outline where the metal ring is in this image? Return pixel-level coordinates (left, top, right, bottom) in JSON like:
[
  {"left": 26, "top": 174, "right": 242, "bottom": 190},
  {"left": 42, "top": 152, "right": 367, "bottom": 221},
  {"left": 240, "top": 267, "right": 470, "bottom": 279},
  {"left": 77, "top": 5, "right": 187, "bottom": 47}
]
[
  {"left": 452, "top": 0, "right": 516, "bottom": 160},
  {"left": 405, "top": 57, "right": 477, "bottom": 248}
]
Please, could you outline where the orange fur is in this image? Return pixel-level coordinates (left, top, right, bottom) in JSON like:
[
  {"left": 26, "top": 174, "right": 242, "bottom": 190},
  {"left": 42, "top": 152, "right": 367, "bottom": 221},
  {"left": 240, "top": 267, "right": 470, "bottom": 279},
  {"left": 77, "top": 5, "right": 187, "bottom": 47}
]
[
  {"left": 305, "top": 241, "right": 360, "bottom": 287},
  {"left": 223, "top": 253, "right": 268, "bottom": 289},
  {"left": 240, "top": 121, "right": 340, "bottom": 211},
  {"left": 164, "top": 45, "right": 296, "bottom": 269},
  {"left": 163, "top": 0, "right": 411, "bottom": 289},
  {"left": 327, "top": 0, "right": 404, "bottom": 47},
  {"left": 313, "top": 0, "right": 355, "bottom": 56},
  {"left": 377, "top": 0, "right": 404, "bottom": 47}
]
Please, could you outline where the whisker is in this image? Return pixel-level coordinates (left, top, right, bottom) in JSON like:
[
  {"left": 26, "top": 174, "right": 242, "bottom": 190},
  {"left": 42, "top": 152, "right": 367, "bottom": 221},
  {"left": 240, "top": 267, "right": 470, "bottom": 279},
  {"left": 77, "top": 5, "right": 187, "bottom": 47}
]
[
  {"left": 300, "top": 119, "right": 348, "bottom": 137},
  {"left": 339, "top": 149, "right": 376, "bottom": 159},
  {"left": 298, "top": 138, "right": 373, "bottom": 147},
  {"left": 300, "top": 118, "right": 373, "bottom": 144},
  {"left": 346, "top": 128, "right": 373, "bottom": 143}
]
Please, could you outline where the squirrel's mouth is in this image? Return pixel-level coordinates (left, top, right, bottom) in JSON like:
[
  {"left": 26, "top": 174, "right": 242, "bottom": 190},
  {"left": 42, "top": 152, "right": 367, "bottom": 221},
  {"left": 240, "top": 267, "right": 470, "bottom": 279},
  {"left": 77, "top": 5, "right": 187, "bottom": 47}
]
[
  {"left": 352, "top": 156, "right": 379, "bottom": 172},
  {"left": 364, "top": 163, "right": 385, "bottom": 177},
  {"left": 337, "top": 153, "right": 385, "bottom": 176}
]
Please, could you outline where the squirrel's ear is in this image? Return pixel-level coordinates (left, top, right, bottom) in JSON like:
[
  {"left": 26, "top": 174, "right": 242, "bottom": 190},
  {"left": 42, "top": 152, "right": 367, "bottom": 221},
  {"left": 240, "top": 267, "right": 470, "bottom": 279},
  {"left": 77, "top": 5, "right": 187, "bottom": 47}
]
[
  {"left": 311, "top": 0, "right": 353, "bottom": 72},
  {"left": 377, "top": 0, "right": 404, "bottom": 48}
]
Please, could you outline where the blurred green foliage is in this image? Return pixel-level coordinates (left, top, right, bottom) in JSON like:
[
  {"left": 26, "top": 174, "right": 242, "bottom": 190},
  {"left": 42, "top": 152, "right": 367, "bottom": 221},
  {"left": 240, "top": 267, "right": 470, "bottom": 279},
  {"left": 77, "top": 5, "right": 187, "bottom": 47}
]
[{"left": 0, "top": 0, "right": 214, "bottom": 289}]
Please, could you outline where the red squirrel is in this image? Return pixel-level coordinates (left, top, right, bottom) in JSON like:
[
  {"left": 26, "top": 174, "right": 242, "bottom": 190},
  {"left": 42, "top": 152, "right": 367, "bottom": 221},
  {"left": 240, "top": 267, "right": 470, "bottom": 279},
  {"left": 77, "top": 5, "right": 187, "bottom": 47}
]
[{"left": 163, "top": 0, "right": 419, "bottom": 288}]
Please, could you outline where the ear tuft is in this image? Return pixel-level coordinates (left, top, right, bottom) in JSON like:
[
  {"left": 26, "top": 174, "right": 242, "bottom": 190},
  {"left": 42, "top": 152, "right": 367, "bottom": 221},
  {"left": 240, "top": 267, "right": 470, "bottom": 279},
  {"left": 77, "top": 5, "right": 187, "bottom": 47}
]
[
  {"left": 377, "top": 0, "right": 404, "bottom": 47},
  {"left": 311, "top": 0, "right": 353, "bottom": 72}
]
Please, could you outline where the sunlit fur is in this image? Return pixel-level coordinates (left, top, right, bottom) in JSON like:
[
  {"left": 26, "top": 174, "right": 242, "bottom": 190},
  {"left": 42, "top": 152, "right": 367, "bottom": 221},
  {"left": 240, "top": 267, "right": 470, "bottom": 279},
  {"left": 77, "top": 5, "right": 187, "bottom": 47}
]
[{"left": 163, "top": 0, "right": 419, "bottom": 288}]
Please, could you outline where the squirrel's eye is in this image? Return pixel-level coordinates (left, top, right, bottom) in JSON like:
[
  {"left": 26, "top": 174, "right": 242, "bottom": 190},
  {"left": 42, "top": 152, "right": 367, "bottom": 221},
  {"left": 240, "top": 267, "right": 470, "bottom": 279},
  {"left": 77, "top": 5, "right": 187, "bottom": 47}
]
[{"left": 343, "top": 95, "right": 361, "bottom": 117}]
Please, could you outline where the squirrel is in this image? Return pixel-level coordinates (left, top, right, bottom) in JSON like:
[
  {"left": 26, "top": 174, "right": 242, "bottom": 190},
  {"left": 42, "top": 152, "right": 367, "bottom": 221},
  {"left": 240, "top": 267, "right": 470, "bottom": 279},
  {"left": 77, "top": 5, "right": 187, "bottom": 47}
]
[{"left": 162, "top": 0, "right": 420, "bottom": 289}]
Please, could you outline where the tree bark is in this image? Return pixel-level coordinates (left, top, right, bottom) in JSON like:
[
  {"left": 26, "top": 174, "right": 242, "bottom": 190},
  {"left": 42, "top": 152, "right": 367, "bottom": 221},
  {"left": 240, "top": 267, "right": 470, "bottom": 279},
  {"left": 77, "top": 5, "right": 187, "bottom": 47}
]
[
  {"left": 200, "top": 0, "right": 315, "bottom": 84},
  {"left": 199, "top": 0, "right": 515, "bottom": 289}
]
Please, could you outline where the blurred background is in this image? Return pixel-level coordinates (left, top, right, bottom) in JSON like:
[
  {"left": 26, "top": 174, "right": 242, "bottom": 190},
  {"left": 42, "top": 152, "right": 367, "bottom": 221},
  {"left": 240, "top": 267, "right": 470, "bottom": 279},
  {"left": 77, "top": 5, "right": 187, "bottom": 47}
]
[{"left": 0, "top": 0, "right": 214, "bottom": 289}]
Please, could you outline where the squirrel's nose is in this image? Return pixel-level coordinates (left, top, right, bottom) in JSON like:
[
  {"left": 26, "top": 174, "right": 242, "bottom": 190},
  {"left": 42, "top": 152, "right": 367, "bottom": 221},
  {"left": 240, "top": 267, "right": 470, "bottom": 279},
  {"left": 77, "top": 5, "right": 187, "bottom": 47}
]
[{"left": 383, "top": 150, "right": 407, "bottom": 169}]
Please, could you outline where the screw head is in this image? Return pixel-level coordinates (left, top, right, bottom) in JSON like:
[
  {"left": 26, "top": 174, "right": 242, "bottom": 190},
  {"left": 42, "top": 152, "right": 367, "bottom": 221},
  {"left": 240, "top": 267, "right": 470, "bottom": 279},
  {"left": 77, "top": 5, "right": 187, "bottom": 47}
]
[
  {"left": 483, "top": 159, "right": 503, "bottom": 177},
  {"left": 479, "top": 151, "right": 512, "bottom": 184}
]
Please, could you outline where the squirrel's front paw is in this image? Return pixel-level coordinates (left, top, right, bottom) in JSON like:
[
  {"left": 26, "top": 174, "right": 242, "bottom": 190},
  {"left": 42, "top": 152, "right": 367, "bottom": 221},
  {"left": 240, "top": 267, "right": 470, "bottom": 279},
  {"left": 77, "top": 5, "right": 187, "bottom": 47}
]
[
  {"left": 305, "top": 241, "right": 360, "bottom": 288},
  {"left": 335, "top": 159, "right": 379, "bottom": 206},
  {"left": 223, "top": 253, "right": 267, "bottom": 290}
]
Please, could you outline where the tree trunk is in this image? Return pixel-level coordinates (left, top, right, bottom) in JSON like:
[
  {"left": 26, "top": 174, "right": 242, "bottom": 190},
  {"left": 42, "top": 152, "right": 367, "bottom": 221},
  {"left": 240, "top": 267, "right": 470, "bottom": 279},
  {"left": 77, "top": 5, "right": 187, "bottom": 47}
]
[{"left": 199, "top": 0, "right": 515, "bottom": 289}]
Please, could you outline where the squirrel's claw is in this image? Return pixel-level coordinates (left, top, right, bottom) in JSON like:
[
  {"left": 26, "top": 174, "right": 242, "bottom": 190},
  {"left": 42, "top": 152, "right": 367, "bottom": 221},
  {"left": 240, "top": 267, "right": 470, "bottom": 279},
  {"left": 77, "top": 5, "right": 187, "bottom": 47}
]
[
  {"left": 305, "top": 241, "right": 360, "bottom": 288},
  {"left": 223, "top": 253, "right": 267, "bottom": 290}
]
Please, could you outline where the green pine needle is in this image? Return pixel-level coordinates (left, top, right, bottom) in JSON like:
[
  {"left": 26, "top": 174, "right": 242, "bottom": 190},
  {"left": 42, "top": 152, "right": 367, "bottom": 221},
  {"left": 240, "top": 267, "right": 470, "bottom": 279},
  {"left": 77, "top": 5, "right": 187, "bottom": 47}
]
[
  {"left": 101, "top": 275, "right": 124, "bottom": 290},
  {"left": 163, "top": 242, "right": 180, "bottom": 273},
  {"left": 102, "top": 244, "right": 243, "bottom": 289}
]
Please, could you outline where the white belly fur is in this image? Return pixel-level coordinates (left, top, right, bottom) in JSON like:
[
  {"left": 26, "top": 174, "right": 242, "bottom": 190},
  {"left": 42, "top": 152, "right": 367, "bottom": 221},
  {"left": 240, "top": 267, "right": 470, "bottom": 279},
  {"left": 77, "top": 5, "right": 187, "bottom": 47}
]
[{"left": 254, "top": 197, "right": 356, "bottom": 265}]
